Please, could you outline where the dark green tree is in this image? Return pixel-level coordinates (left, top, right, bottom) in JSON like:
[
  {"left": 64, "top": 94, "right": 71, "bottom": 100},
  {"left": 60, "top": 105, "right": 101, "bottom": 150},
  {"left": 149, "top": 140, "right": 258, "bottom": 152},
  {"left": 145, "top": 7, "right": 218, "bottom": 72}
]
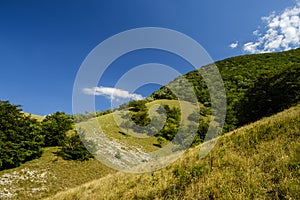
[
  {"left": 57, "top": 129, "right": 95, "bottom": 161},
  {"left": 159, "top": 105, "right": 181, "bottom": 140},
  {"left": 0, "top": 101, "right": 44, "bottom": 170},
  {"left": 128, "top": 100, "right": 150, "bottom": 127},
  {"left": 41, "top": 112, "right": 74, "bottom": 147}
]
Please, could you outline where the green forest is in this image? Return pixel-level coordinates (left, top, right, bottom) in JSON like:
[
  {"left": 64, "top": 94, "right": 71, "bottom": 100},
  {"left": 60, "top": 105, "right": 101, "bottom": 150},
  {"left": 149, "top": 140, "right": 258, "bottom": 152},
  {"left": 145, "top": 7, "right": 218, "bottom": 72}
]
[{"left": 150, "top": 48, "right": 300, "bottom": 132}]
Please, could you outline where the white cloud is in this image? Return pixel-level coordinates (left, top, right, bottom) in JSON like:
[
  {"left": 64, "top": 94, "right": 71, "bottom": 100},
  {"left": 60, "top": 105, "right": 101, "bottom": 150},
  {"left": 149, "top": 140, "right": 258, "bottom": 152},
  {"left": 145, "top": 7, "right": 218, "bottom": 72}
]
[
  {"left": 83, "top": 86, "right": 144, "bottom": 101},
  {"left": 243, "top": 2, "right": 300, "bottom": 53},
  {"left": 229, "top": 41, "right": 239, "bottom": 49},
  {"left": 243, "top": 42, "right": 260, "bottom": 53}
]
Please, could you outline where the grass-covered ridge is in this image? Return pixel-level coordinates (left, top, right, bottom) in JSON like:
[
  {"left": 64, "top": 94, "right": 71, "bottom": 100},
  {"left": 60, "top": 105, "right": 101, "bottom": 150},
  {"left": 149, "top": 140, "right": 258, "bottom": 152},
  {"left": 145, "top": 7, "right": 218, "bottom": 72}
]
[{"left": 45, "top": 104, "right": 300, "bottom": 199}]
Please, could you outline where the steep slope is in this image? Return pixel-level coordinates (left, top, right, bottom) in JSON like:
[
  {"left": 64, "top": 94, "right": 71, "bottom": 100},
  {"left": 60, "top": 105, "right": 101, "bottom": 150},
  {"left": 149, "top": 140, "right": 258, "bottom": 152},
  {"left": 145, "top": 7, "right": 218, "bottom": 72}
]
[
  {"left": 150, "top": 48, "right": 300, "bottom": 131},
  {"left": 74, "top": 49, "right": 300, "bottom": 151},
  {"left": 45, "top": 104, "right": 300, "bottom": 200}
]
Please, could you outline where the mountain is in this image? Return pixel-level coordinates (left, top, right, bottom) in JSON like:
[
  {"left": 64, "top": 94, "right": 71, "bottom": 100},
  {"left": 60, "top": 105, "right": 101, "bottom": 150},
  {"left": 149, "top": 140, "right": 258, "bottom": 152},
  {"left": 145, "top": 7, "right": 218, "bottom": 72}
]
[
  {"left": 46, "top": 48, "right": 299, "bottom": 199},
  {"left": 45, "top": 104, "right": 300, "bottom": 199}
]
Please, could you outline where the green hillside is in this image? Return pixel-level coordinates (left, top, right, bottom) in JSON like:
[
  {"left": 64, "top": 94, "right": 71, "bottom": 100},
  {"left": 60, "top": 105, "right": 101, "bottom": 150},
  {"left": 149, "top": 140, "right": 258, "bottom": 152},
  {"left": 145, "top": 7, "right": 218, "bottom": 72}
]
[
  {"left": 96, "top": 48, "right": 300, "bottom": 156},
  {"left": 75, "top": 49, "right": 299, "bottom": 150},
  {"left": 45, "top": 104, "right": 300, "bottom": 199},
  {"left": 150, "top": 48, "right": 300, "bottom": 131},
  {"left": 77, "top": 99, "right": 192, "bottom": 152},
  {"left": 75, "top": 99, "right": 203, "bottom": 172}
]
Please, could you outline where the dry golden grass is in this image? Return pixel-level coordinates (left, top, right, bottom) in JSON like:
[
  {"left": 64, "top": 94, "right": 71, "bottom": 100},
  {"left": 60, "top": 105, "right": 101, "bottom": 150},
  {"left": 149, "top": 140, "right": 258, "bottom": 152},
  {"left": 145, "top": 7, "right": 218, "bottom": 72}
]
[
  {"left": 45, "top": 105, "right": 300, "bottom": 200},
  {"left": 23, "top": 112, "right": 44, "bottom": 121}
]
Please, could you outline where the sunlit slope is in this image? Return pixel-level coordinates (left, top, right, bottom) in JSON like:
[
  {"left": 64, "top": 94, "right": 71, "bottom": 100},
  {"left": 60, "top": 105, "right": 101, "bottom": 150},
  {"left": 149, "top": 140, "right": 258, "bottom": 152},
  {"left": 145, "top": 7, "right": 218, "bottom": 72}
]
[
  {"left": 0, "top": 147, "right": 114, "bottom": 200},
  {"left": 23, "top": 112, "right": 44, "bottom": 121},
  {"left": 77, "top": 99, "right": 200, "bottom": 153},
  {"left": 46, "top": 104, "right": 300, "bottom": 199}
]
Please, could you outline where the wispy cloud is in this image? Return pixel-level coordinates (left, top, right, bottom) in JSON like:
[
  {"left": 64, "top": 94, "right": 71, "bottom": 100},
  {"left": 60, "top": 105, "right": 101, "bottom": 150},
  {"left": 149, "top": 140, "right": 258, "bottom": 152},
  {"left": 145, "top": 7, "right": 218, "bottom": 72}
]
[
  {"left": 243, "top": 2, "right": 300, "bottom": 53},
  {"left": 83, "top": 86, "right": 143, "bottom": 101},
  {"left": 229, "top": 41, "right": 239, "bottom": 49}
]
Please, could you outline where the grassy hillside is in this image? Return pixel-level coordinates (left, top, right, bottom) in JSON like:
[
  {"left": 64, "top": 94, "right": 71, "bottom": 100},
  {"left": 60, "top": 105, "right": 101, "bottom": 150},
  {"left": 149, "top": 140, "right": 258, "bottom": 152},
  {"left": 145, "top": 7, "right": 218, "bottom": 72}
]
[
  {"left": 78, "top": 99, "right": 188, "bottom": 152},
  {"left": 75, "top": 99, "right": 203, "bottom": 172},
  {"left": 45, "top": 104, "right": 300, "bottom": 199},
  {"left": 0, "top": 147, "right": 114, "bottom": 199}
]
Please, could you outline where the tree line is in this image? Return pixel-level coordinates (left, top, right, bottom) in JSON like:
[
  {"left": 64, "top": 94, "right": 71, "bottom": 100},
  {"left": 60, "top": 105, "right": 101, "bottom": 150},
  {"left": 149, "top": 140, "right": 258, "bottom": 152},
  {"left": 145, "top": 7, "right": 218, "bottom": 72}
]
[{"left": 0, "top": 101, "right": 93, "bottom": 171}]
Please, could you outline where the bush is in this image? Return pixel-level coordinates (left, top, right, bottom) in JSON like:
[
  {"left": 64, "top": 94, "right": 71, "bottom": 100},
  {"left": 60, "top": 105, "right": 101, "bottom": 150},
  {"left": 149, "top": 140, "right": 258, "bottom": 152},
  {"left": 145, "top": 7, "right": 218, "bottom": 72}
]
[
  {"left": 57, "top": 129, "right": 95, "bottom": 161},
  {"left": 115, "top": 150, "right": 121, "bottom": 159}
]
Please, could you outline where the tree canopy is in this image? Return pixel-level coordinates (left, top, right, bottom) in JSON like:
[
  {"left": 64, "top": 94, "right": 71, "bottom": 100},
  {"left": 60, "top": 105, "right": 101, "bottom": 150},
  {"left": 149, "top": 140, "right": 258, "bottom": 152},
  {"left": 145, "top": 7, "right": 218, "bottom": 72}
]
[
  {"left": 0, "top": 101, "right": 44, "bottom": 170},
  {"left": 41, "top": 111, "right": 74, "bottom": 147}
]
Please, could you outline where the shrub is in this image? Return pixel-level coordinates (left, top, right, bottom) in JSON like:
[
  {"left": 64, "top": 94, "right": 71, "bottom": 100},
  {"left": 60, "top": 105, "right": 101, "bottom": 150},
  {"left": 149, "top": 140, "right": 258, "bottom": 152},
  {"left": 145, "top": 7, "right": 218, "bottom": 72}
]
[
  {"left": 57, "top": 129, "right": 95, "bottom": 161},
  {"left": 41, "top": 112, "right": 74, "bottom": 147}
]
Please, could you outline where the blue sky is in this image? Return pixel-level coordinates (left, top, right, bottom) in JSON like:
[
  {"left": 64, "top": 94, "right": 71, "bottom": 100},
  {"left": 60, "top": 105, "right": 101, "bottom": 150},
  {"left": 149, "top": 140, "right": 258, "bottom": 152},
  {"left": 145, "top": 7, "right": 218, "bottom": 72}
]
[{"left": 0, "top": 0, "right": 299, "bottom": 115}]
